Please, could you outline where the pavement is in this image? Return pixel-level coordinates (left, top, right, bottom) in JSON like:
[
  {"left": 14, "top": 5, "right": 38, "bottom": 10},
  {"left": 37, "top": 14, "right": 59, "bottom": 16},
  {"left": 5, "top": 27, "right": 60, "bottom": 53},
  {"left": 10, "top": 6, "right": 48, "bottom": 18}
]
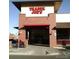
[
  {"left": 9, "top": 55, "right": 69, "bottom": 59},
  {"left": 9, "top": 45, "right": 63, "bottom": 55},
  {"left": 9, "top": 45, "right": 70, "bottom": 59}
]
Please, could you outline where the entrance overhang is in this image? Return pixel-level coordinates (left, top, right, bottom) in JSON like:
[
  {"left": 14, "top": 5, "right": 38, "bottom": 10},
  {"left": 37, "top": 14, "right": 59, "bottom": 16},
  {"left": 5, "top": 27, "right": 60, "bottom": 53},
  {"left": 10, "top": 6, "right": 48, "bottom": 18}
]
[
  {"left": 25, "top": 24, "right": 49, "bottom": 27},
  {"left": 56, "top": 23, "right": 70, "bottom": 28}
]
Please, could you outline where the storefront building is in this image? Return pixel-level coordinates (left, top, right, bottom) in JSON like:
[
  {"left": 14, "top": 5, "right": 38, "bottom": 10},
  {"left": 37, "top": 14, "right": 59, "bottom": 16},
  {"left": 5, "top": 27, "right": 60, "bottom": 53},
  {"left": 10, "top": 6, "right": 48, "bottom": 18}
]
[
  {"left": 9, "top": 33, "right": 18, "bottom": 48},
  {"left": 12, "top": 0, "right": 70, "bottom": 48}
]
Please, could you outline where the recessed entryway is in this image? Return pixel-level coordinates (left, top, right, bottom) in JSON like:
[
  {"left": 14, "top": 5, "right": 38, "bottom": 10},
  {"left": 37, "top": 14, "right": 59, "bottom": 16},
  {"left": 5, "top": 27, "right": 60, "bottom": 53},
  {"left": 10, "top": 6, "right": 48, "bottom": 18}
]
[{"left": 26, "top": 26, "right": 49, "bottom": 46}]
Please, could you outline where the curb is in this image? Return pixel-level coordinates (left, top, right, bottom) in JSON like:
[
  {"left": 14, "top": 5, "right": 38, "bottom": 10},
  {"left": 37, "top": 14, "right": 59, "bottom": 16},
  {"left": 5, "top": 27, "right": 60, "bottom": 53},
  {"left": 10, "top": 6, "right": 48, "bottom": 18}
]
[{"left": 9, "top": 52, "right": 61, "bottom": 56}]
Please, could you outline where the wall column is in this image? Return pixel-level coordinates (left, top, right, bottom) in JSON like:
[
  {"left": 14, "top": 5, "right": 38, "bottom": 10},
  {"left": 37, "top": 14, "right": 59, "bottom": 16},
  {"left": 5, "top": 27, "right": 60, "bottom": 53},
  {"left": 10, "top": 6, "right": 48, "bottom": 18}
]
[
  {"left": 48, "top": 13, "right": 57, "bottom": 47},
  {"left": 19, "top": 14, "right": 28, "bottom": 48}
]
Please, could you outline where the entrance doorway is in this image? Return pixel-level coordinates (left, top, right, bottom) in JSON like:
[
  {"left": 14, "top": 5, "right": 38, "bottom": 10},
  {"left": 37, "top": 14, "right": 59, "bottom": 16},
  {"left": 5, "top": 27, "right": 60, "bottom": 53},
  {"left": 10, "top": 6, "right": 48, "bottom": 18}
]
[{"left": 26, "top": 26, "right": 49, "bottom": 46}]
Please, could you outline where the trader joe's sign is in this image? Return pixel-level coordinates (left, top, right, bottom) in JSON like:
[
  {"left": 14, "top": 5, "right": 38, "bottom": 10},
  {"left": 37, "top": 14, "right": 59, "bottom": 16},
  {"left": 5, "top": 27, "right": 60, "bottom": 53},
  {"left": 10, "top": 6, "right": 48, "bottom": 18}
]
[
  {"left": 21, "top": 6, "right": 54, "bottom": 17},
  {"left": 29, "top": 7, "right": 45, "bottom": 14}
]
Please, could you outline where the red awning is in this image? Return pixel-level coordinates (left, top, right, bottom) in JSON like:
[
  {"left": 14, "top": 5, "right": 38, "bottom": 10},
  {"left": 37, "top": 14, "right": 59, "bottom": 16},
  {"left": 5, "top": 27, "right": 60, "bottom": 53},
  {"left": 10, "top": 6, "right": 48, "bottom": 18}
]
[{"left": 25, "top": 24, "right": 49, "bottom": 26}]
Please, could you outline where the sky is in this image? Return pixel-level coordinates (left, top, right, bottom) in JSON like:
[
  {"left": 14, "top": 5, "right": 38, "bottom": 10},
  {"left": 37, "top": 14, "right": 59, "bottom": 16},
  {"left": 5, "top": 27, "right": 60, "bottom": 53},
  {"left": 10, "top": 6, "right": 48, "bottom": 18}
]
[{"left": 9, "top": 0, "right": 70, "bottom": 35}]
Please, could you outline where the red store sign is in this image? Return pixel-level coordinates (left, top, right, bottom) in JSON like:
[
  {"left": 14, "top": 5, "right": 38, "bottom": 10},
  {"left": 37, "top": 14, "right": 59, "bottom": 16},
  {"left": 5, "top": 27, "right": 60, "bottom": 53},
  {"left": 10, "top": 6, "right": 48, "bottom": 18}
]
[{"left": 29, "top": 7, "right": 45, "bottom": 14}]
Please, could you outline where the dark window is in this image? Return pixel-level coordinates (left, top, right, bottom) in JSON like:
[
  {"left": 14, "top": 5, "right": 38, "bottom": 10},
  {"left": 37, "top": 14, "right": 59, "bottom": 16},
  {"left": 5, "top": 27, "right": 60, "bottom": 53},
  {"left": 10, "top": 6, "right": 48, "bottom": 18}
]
[
  {"left": 12, "top": 40, "right": 17, "bottom": 44},
  {"left": 57, "top": 28, "right": 70, "bottom": 39}
]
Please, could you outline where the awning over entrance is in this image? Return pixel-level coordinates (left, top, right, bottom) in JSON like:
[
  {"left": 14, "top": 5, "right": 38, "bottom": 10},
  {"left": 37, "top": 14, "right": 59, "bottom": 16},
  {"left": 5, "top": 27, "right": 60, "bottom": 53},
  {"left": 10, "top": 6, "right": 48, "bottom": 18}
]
[
  {"left": 56, "top": 23, "right": 70, "bottom": 28},
  {"left": 25, "top": 24, "right": 49, "bottom": 27},
  {"left": 25, "top": 17, "right": 49, "bottom": 26},
  {"left": 14, "top": 22, "right": 70, "bottom": 30}
]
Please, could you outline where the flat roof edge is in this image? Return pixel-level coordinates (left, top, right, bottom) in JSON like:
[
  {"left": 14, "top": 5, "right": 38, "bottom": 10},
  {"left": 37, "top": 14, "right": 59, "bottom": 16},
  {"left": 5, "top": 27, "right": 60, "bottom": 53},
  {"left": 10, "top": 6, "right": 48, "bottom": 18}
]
[{"left": 12, "top": 0, "right": 62, "bottom": 2}]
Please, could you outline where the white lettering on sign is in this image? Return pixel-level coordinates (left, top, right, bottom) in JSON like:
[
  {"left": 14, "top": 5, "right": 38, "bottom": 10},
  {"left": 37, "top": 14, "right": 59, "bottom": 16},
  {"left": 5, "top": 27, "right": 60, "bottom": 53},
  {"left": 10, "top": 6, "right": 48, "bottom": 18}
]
[{"left": 21, "top": 6, "right": 54, "bottom": 17}]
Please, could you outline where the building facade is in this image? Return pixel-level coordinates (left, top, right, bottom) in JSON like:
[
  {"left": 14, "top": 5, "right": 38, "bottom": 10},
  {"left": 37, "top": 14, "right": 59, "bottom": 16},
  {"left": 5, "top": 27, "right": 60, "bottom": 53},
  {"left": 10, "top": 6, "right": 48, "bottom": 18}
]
[{"left": 12, "top": 0, "right": 70, "bottom": 48}]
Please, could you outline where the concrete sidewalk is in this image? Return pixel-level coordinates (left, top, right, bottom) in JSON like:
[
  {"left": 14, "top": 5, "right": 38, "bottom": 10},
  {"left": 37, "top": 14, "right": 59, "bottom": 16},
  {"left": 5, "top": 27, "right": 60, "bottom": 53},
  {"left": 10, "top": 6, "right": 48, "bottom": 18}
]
[{"left": 9, "top": 45, "right": 69, "bottom": 56}]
